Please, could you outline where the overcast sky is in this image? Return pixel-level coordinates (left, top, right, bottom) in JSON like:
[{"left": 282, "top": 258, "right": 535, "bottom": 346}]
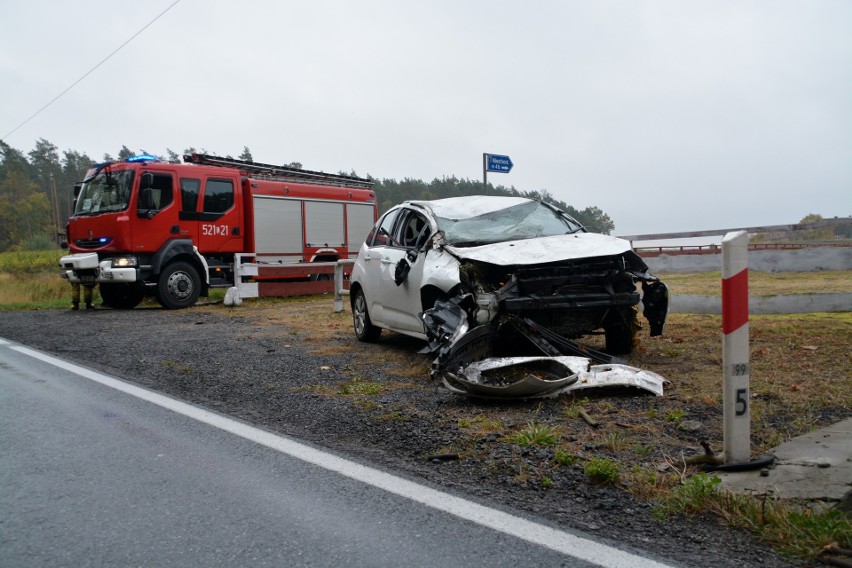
[{"left": 1, "top": 0, "right": 850, "bottom": 236}]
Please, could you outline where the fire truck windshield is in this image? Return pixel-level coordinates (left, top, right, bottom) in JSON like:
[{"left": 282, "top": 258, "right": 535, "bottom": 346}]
[{"left": 74, "top": 170, "right": 135, "bottom": 215}]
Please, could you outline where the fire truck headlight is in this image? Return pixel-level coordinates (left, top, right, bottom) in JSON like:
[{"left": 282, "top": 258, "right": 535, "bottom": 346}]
[{"left": 111, "top": 256, "right": 138, "bottom": 268}]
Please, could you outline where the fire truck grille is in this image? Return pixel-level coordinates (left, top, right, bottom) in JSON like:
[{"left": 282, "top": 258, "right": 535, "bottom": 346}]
[{"left": 73, "top": 239, "right": 105, "bottom": 249}]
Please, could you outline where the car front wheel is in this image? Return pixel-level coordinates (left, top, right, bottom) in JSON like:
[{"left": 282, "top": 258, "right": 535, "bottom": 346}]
[
  {"left": 604, "top": 323, "right": 634, "bottom": 355},
  {"left": 352, "top": 288, "right": 381, "bottom": 342},
  {"left": 604, "top": 306, "right": 639, "bottom": 354}
]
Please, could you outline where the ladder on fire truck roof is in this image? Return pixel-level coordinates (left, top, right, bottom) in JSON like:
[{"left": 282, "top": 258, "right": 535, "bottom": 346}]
[{"left": 183, "top": 153, "right": 374, "bottom": 190}]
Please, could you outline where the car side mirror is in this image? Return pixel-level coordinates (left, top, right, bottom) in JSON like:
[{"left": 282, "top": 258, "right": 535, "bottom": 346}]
[
  {"left": 394, "top": 249, "right": 420, "bottom": 286},
  {"left": 394, "top": 257, "right": 412, "bottom": 286}
]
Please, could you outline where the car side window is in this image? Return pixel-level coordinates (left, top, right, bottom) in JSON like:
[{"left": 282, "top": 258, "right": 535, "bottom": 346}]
[
  {"left": 368, "top": 209, "right": 400, "bottom": 247},
  {"left": 398, "top": 210, "right": 430, "bottom": 249}
]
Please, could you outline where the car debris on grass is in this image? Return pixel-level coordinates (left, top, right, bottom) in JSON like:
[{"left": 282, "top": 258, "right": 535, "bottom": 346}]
[{"left": 438, "top": 355, "right": 668, "bottom": 399}]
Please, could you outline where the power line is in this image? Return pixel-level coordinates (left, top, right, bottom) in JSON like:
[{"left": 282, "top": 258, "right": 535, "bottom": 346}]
[{"left": 1, "top": 0, "right": 182, "bottom": 141}]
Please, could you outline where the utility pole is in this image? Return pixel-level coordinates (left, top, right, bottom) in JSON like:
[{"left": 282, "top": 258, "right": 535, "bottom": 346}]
[{"left": 50, "top": 174, "right": 62, "bottom": 244}]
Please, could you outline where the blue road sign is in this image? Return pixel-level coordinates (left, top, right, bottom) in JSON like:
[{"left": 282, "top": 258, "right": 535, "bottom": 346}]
[{"left": 485, "top": 154, "right": 513, "bottom": 173}]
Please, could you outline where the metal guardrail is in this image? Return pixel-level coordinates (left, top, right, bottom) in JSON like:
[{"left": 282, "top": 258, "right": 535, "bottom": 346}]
[
  {"left": 334, "top": 259, "right": 355, "bottom": 313},
  {"left": 636, "top": 241, "right": 850, "bottom": 257},
  {"left": 233, "top": 254, "right": 354, "bottom": 300},
  {"left": 618, "top": 218, "right": 852, "bottom": 243}
]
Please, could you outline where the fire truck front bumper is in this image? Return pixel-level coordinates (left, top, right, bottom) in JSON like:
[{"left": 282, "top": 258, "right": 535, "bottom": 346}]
[
  {"left": 97, "top": 260, "right": 138, "bottom": 283},
  {"left": 59, "top": 253, "right": 138, "bottom": 284}
]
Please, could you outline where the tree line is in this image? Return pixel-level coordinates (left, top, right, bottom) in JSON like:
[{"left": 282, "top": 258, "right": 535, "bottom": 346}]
[{"left": 0, "top": 139, "right": 614, "bottom": 252}]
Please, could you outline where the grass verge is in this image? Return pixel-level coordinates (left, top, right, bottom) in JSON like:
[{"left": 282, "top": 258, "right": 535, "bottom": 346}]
[{"left": 653, "top": 473, "right": 851, "bottom": 558}]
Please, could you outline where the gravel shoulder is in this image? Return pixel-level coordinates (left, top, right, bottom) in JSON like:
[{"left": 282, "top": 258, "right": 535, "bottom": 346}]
[{"left": 0, "top": 305, "right": 805, "bottom": 567}]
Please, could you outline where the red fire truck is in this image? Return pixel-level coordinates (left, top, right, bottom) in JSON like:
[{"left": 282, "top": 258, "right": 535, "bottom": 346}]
[{"left": 59, "top": 153, "right": 378, "bottom": 309}]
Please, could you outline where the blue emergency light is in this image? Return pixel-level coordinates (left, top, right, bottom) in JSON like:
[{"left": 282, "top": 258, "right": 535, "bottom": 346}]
[{"left": 126, "top": 154, "right": 159, "bottom": 163}]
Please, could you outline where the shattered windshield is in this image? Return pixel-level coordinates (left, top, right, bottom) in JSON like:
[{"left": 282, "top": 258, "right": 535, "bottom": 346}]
[
  {"left": 437, "top": 200, "right": 584, "bottom": 246},
  {"left": 74, "top": 169, "right": 134, "bottom": 215}
]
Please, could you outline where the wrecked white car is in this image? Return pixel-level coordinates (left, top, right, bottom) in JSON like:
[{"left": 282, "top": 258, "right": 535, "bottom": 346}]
[{"left": 349, "top": 196, "right": 669, "bottom": 392}]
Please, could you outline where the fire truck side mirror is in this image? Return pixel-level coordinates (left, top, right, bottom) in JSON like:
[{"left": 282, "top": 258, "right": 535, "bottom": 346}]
[
  {"left": 137, "top": 188, "right": 155, "bottom": 218},
  {"left": 71, "top": 182, "right": 82, "bottom": 213},
  {"left": 137, "top": 173, "right": 156, "bottom": 218}
]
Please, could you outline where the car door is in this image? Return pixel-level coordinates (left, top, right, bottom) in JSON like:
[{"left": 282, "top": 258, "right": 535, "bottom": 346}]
[
  {"left": 356, "top": 208, "right": 399, "bottom": 328},
  {"left": 372, "top": 208, "right": 430, "bottom": 333},
  {"left": 361, "top": 208, "right": 428, "bottom": 334}
]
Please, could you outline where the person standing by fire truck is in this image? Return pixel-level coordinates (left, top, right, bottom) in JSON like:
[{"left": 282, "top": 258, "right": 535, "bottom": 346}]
[{"left": 70, "top": 281, "right": 96, "bottom": 310}]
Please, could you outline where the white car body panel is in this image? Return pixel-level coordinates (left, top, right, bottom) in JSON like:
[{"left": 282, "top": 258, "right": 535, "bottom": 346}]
[{"left": 419, "top": 248, "right": 461, "bottom": 290}]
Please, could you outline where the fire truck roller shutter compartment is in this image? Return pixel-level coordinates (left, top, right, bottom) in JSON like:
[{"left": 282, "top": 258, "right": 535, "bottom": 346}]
[
  {"left": 347, "top": 203, "right": 378, "bottom": 255},
  {"left": 305, "top": 201, "right": 345, "bottom": 248},
  {"left": 253, "top": 196, "right": 304, "bottom": 263}
]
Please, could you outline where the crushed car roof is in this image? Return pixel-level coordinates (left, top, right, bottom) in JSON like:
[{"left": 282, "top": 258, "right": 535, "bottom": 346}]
[
  {"left": 407, "top": 195, "right": 532, "bottom": 219},
  {"left": 404, "top": 195, "right": 633, "bottom": 264}
]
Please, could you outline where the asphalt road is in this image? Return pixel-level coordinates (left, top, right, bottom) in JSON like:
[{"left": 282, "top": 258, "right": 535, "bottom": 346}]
[{"left": 0, "top": 338, "right": 676, "bottom": 568}]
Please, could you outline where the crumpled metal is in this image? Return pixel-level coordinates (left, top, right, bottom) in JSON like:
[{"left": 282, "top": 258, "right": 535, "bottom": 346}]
[{"left": 437, "top": 356, "right": 668, "bottom": 399}]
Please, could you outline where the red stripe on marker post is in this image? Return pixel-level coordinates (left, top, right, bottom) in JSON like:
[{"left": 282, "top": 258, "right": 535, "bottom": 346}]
[
  {"left": 722, "top": 230, "right": 750, "bottom": 464},
  {"left": 722, "top": 268, "right": 749, "bottom": 334}
]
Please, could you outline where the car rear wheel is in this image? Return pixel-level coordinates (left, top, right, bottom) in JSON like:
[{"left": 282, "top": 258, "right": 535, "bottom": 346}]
[{"left": 352, "top": 288, "right": 381, "bottom": 342}]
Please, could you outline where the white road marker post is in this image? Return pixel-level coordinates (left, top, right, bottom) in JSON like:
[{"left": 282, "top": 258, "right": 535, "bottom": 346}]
[{"left": 722, "top": 230, "right": 750, "bottom": 464}]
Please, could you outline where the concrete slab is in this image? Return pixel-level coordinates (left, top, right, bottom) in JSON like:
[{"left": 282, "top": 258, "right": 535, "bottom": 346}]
[{"left": 715, "top": 418, "right": 852, "bottom": 510}]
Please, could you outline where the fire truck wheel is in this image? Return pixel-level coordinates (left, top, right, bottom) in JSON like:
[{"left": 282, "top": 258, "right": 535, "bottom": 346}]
[
  {"left": 99, "top": 283, "right": 145, "bottom": 309},
  {"left": 157, "top": 261, "right": 201, "bottom": 309},
  {"left": 352, "top": 288, "right": 381, "bottom": 342}
]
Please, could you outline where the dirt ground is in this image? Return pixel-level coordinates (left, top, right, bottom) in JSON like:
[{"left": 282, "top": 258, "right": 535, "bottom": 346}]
[{"left": 1, "top": 300, "right": 848, "bottom": 567}]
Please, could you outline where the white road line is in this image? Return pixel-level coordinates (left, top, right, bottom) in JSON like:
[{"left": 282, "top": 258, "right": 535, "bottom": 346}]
[{"left": 6, "top": 341, "right": 675, "bottom": 568}]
